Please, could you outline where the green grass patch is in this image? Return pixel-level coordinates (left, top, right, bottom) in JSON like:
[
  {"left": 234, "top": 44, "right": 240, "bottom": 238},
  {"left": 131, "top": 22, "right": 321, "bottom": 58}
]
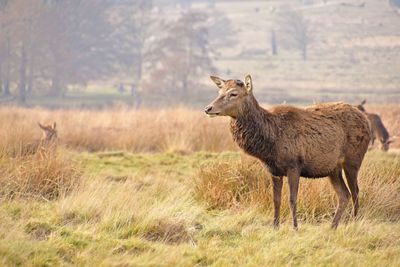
[{"left": 0, "top": 150, "right": 399, "bottom": 266}]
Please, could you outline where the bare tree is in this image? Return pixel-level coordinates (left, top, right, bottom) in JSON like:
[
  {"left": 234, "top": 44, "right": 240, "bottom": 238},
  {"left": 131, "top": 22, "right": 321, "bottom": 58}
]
[
  {"left": 146, "top": 10, "right": 215, "bottom": 101},
  {"left": 0, "top": 1, "right": 14, "bottom": 97},
  {"left": 0, "top": 0, "right": 135, "bottom": 103},
  {"left": 40, "top": 0, "right": 116, "bottom": 97},
  {"left": 280, "top": 9, "right": 311, "bottom": 61},
  {"left": 0, "top": 0, "right": 44, "bottom": 103},
  {"left": 115, "top": 0, "right": 162, "bottom": 96}
]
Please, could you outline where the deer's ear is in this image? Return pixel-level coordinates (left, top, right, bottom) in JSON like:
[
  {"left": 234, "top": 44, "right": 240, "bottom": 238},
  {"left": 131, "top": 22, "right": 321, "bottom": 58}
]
[
  {"left": 38, "top": 122, "right": 47, "bottom": 131},
  {"left": 52, "top": 122, "right": 57, "bottom": 130},
  {"left": 210, "top": 76, "right": 226, "bottom": 89},
  {"left": 361, "top": 99, "right": 366, "bottom": 105},
  {"left": 245, "top": 74, "right": 253, "bottom": 93}
]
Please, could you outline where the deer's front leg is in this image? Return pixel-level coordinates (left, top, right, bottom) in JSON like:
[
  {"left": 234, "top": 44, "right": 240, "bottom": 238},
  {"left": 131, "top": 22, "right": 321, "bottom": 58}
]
[
  {"left": 272, "top": 176, "right": 283, "bottom": 228},
  {"left": 287, "top": 169, "right": 300, "bottom": 230}
]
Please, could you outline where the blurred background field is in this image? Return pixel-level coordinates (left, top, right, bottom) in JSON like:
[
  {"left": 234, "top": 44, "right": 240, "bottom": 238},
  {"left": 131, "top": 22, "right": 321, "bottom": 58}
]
[{"left": 0, "top": 0, "right": 399, "bottom": 108}]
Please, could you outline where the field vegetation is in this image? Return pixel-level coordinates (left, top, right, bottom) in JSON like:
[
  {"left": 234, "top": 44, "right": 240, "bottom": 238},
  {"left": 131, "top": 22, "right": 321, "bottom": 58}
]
[
  {"left": 0, "top": 104, "right": 398, "bottom": 154},
  {"left": 0, "top": 106, "right": 399, "bottom": 266}
]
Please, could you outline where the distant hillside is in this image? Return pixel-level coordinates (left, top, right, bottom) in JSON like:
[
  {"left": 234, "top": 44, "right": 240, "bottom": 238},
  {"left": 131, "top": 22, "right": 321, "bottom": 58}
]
[{"left": 192, "top": 0, "right": 400, "bottom": 104}]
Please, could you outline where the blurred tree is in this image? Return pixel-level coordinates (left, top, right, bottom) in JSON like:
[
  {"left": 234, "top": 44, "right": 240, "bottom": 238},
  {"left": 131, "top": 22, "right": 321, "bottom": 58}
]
[
  {"left": 147, "top": 10, "right": 215, "bottom": 101},
  {"left": 114, "top": 0, "right": 162, "bottom": 98},
  {"left": 390, "top": 0, "right": 400, "bottom": 7},
  {"left": 0, "top": 0, "right": 44, "bottom": 103},
  {"left": 0, "top": 0, "right": 13, "bottom": 97},
  {"left": 41, "top": 0, "right": 116, "bottom": 97},
  {"left": 0, "top": 0, "right": 118, "bottom": 101},
  {"left": 206, "top": 8, "right": 234, "bottom": 60},
  {"left": 280, "top": 9, "right": 311, "bottom": 61}
]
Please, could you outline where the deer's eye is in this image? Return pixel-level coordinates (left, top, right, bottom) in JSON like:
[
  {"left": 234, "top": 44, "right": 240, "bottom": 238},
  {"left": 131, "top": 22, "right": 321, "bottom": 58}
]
[{"left": 229, "top": 92, "right": 238, "bottom": 98}]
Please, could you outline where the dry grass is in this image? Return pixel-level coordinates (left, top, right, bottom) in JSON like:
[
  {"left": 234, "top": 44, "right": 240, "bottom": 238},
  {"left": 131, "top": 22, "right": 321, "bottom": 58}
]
[
  {"left": 0, "top": 106, "right": 236, "bottom": 154},
  {"left": 0, "top": 105, "right": 399, "bottom": 155},
  {"left": 196, "top": 151, "right": 400, "bottom": 222},
  {"left": 196, "top": 159, "right": 271, "bottom": 209},
  {"left": 0, "top": 105, "right": 399, "bottom": 266},
  {"left": 0, "top": 150, "right": 398, "bottom": 266},
  {"left": 0, "top": 150, "right": 82, "bottom": 200}
]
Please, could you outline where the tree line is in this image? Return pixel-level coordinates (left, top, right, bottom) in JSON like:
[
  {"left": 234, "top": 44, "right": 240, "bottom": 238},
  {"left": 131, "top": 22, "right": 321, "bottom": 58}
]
[
  {"left": 0, "top": 0, "right": 316, "bottom": 105},
  {"left": 0, "top": 0, "right": 217, "bottom": 104}
]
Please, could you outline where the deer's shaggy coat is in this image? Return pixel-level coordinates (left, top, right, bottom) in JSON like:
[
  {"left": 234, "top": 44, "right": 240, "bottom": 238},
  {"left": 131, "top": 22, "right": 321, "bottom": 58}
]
[
  {"left": 205, "top": 75, "right": 371, "bottom": 229},
  {"left": 231, "top": 98, "right": 370, "bottom": 178}
]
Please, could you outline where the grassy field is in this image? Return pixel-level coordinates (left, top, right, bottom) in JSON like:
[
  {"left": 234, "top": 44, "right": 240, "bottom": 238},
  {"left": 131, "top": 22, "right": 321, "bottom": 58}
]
[{"left": 0, "top": 106, "right": 400, "bottom": 266}]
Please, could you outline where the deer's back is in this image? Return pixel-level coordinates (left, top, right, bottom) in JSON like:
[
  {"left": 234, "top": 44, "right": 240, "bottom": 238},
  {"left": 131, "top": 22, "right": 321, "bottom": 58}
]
[{"left": 268, "top": 103, "right": 370, "bottom": 177}]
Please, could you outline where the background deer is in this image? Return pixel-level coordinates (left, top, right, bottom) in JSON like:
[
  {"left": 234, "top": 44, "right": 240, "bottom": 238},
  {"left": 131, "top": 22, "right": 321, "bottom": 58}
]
[
  {"left": 205, "top": 74, "right": 370, "bottom": 229},
  {"left": 356, "top": 100, "right": 393, "bottom": 151},
  {"left": 14, "top": 122, "right": 58, "bottom": 157},
  {"left": 38, "top": 122, "right": 57, "bottom": 144},
  {"left": 37, "top": 122, "right": 58, "bottom": 155}
]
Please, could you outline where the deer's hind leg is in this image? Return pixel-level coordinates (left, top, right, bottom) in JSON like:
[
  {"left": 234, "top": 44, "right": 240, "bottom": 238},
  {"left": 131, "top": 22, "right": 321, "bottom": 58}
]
[
  {"left": 329, "top": 166, "right": 350, "bottom": 229},
  {"left": 343, "top": 163, "right": 360, "bottom": 217}
]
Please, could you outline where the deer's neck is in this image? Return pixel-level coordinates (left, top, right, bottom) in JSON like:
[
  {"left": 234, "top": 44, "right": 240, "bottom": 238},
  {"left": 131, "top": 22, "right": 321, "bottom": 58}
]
[
  {"left": 230, "top": 97, "right": 277, "bottom": 162},
  {"left": 40, "top": 138, "right": 57, "bottom": 148}
]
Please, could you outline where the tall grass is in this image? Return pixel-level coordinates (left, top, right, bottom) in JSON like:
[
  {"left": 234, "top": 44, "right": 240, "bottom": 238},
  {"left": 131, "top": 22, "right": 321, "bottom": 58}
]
[
  {"left": 0, "top": 105, "right": 399, "bottom": 266},
  {"left": 0, "top": 105, "right": 398, "bottom": 154},
  {"left": 196, "top": 151, "right": 400, "bottom": 222},
  {"left": 0, "top": 106, "right": 236, "bottom": 153},
  {"left": 0, "top": 150, "right": 82, "bottom": 200}
]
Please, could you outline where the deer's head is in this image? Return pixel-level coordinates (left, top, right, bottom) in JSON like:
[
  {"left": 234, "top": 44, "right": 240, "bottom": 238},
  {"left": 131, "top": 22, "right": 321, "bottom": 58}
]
[
  {"left": 204, "top": 74, "right": 254, "bottom": 118},
  {"left": 38, "top": 122, "right": 57, "bottom": 142},
  {"left": 381, "top": 138, "right": 397, "bottom": 152}
]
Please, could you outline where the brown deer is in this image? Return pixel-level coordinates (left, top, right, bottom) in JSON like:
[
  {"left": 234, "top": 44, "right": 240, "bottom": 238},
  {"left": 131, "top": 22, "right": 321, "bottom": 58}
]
[
  {"left": 356, "top": 100, "right": 393, "bottom": 151},
  {"left": 205, "top": 75, "right": 370, "bottom": 229},
  {"left": 35, "top": 122, "right": 58, "bottom": 159},
  {"left": 16, "top": 122, "right": 58, "bottom": 157}
]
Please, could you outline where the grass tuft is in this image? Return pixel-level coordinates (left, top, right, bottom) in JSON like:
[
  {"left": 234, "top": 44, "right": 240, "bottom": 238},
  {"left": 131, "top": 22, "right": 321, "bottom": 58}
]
[
  {"left": 24, "top": 221, "right": 54, "bottom": 240},
  {"left": 196, "top": 159, "right": 271, "bottom": 209},
  {"left": 0, "top": 151, "right": 82, "bottom": 201}
]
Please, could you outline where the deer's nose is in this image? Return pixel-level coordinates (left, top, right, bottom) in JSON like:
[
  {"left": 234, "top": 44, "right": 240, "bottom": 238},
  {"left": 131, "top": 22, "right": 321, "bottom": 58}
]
[{"left": 204, "top": 106, "right": 213, "bottom": 114}]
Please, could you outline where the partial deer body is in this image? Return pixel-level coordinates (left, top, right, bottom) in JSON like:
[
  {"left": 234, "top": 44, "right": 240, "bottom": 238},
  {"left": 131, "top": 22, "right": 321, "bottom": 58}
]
[
  {"left": 356, "top": 100, "right": 392, "bottom": 151},
  {"left": 15, "top": 122, "right": 58, "bottom": 157}
]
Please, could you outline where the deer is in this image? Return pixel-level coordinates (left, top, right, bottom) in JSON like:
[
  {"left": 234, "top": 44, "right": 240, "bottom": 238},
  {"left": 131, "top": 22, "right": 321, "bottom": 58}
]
[
  {"left": 38, "top": 121, "right": 57, "bottom": 146},
  {"left": 356, "top": 100, "right": 394, "bottom": 151},
  {"left": 15, "top": 122, "right": 58, "bottom": 157},
  {"left": 204, "top": 74, "right": 371, "bottom": 229},
  {"left": 35, "top": 122, "right": 58, "bottom": 159}
]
